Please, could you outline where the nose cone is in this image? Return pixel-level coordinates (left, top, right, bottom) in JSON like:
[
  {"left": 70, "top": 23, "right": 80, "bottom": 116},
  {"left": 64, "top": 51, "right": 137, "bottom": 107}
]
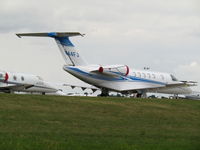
[
  {"left": 49, "top": 85, "right": 58, "bottom": 93},
  {"left": 50, "top": 86, "right": 58, "bottom": 93},
  {"left": 44, "top": 82, "right": 58, "bottom": 93}
]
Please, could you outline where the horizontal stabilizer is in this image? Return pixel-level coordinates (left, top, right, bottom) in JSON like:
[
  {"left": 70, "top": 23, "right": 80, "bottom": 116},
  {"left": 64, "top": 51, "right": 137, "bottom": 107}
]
[
  {"left": 16, "top": 32, "right": 84, "bottom": 38},
  {"left": 17, "top": 31, "right": 87, "bottom": 66}
]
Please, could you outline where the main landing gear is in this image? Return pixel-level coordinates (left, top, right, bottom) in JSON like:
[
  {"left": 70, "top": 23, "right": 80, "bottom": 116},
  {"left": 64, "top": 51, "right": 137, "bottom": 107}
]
[
  {"left": 99, "top": 88, "right": 109, "bottom": 97},
  {"left": 136, "top": 91, "right": 147, "bottom": 98}
]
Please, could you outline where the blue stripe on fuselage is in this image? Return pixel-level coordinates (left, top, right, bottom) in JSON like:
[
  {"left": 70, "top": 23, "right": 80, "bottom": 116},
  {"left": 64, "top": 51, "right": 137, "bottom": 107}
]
[
  {"left": 66, "top": 67, "right": 125, "bottom": 81},
  {"left": 66, "top": 67, "right": 166, "bottom": 85},
  {"left": 128, "top": 76, "right": 165, "bottom": 85}
]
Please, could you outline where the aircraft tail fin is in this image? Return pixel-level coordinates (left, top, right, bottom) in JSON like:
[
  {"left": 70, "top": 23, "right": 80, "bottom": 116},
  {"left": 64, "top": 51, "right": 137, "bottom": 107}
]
[{"left": 16, "top": 32, "right": 87, "bottom": 66}]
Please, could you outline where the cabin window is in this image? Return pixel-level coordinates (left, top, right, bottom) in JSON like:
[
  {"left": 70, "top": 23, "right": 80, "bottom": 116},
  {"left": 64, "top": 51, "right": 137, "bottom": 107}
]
[
  {"left": 13, "top": 76, "right": 17, "bottom": 81},
  {"left": 137, "top": 72, "right": 141, "bottom": 78},
  {"left": 152, "top": 74, "right": 156, "bottom": 79},
  {"left": 142, "top": 73, "right": 146, "bottom": 78},
  {"left": 0, "top": 73, "right": 3, "bottom": 78},
  {"left": 21, "top": 76, "right": 24, "bottom": 81},
  {"left": 170, "top": 74, "right": 178, "bottom": 81},
  {"left": 147, "top": 73, "right": 151, "bottom": 78},
  {"left": 160, "top": 75, "right": 164, "bottom": 80},
  {"left": 132, "top": 72, "right": 136, "bottom": 76}
]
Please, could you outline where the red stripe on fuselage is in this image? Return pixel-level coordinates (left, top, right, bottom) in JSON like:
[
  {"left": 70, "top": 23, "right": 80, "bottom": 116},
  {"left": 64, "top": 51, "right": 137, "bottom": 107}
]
[
  {"left": 125, "top": 65, "right": 129, "bottom": 76},
  {"left": 4, "top": 73, "right": 9, "bottom": 82}
]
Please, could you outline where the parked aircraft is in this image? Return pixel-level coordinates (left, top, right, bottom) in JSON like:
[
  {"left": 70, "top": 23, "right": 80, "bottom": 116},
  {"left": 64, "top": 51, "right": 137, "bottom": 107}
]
[
  {"left": 184, "top": 91, "right": 200, "bottom": 100},
  {"left": 16, "top": 32, "right": 197, "bottom": 97},
  {"left": 0, "top": 70, "right": 58, "bottom": 94}
]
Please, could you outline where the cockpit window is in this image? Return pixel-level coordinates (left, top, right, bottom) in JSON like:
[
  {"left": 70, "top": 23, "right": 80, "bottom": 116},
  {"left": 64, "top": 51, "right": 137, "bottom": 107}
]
[
  {"left": 170, "top": 74, "right": 178, "bottom": 81},
  {"left": 37, "top": 76, "right": 43, "bottom": 81},
  {"left": 13, "top": 76, "right": 17, "bottom": 81}
]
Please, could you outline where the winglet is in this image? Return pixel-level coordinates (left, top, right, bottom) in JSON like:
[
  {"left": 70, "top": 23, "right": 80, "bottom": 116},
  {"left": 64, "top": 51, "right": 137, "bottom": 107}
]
[{"left": 16, "top": 34, "right": 22, "bottom": 38}]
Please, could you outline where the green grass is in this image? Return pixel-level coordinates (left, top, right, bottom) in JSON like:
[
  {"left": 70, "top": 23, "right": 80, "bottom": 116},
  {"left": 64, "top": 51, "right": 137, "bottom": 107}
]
[{"left": 0, "top": 94, "right": 199, "bottom": 150}]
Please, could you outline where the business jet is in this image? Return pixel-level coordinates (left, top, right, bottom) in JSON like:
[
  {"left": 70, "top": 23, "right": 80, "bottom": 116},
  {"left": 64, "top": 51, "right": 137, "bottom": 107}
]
[
  {"left": 16, "top": 32, "right": 197, "bottom": 97},
  {"left": 0, "top": 70, "right": 58, "bottom": 95},
  {"left": 184, "top": 91, "right": 200, "bottom": 100}
]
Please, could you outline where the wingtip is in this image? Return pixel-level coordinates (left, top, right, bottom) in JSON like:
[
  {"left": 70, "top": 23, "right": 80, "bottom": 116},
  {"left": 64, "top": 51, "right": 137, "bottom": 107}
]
[{"left": 16, "top": 34, "right": 21, "bottom": 38}]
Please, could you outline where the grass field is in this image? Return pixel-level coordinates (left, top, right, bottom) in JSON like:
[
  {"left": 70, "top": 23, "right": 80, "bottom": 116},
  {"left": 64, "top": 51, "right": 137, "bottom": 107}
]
[{"left": 0, "top": 94, "right": 199, "bottom": 150}]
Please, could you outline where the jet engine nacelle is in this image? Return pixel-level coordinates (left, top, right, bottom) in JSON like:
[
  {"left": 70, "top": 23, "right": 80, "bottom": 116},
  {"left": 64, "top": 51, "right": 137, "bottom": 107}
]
[
  {"left": 98, "top": 65, "right": 129, "bottom": 76},
  {"left": 0, "top": 72, "right": 9, "bottom": 82}
]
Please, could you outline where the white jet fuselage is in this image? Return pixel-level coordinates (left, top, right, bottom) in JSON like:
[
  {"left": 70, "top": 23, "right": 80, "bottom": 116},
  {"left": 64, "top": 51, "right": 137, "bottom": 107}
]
[
  {"left": 0, "top": 71, "right": 57, "bottom": 93},
  {"left": 63, "top": 65, "right": 193, "bottom": 95}
]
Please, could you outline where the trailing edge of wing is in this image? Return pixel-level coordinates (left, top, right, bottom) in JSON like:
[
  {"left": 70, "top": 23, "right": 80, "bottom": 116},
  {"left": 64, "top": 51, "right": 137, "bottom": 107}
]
[{"left": 16, "top": 32, "right": 84, "bottom": 38}]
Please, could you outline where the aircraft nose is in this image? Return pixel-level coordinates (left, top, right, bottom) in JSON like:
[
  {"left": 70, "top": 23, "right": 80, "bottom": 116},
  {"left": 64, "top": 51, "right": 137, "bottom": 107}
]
[
  {"left": 45, "top": 82, "right": 58, "bottom": 93},
  {"left": 50, "top": 86, "right": 58, "bottom": 92}
]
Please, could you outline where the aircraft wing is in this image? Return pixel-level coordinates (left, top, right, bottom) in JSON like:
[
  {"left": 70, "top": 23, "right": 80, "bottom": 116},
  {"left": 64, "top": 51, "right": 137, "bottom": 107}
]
[
  {"left": 0, "top": 84, "right": 34, "bottom": 92},
  {"left": 101, "top": 80, "right": 197, "bottom": 92},
  {"left": 97, "top": 81, "right": 166, "bottom": 92}
]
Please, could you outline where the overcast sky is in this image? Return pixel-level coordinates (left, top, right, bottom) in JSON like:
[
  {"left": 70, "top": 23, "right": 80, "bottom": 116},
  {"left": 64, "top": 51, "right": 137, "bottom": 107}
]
[{"left": 0, "top": 0, "right": 200, "bottom": 91}]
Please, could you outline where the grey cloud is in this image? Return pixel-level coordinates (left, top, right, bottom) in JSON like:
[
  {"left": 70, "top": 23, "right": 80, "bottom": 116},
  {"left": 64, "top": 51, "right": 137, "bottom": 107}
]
[
  {"left": 0, "top": 0, "right": 199, "bottom": 90},
  {"left": 0, "top": 0, "right": 198, "bottom": 32}
]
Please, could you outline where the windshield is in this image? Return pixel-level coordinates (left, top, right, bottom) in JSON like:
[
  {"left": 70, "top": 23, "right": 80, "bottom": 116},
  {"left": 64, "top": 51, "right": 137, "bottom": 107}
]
[
  {"left": 170, "top": 74, "right": 178, "bottom": 81},
  {"left": 37, "top": 76, "right": 44, "bottom": 81}
]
